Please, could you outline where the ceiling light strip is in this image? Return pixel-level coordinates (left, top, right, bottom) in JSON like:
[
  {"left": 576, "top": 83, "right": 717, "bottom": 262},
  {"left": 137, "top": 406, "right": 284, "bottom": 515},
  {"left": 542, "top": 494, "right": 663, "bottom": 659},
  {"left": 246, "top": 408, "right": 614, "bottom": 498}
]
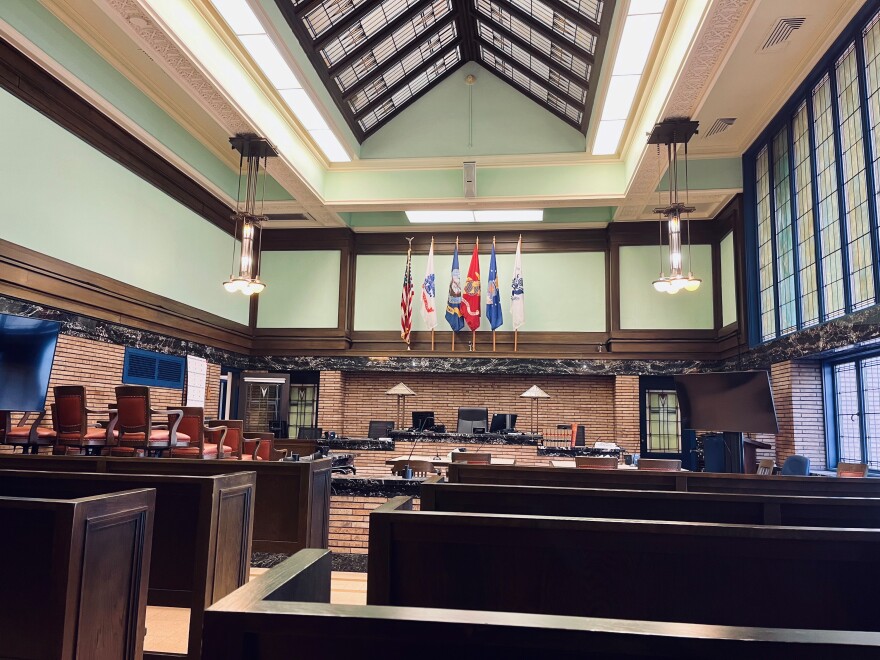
[
  {"left": 209, "top": 0, "right": 351, "bottom": 162},
  {"left": 591, "top": 0, "right": 666, "bottom": 156},
  {"left": 406, "top": 210, "right": 543, "bottom": 223}
]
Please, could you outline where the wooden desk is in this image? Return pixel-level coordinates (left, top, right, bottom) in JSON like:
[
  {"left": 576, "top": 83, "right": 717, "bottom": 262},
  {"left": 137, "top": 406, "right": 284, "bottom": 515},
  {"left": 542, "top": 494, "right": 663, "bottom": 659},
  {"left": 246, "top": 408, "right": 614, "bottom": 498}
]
[
  {"left": 744, "top": 437, "right": 772, "bottom": 473},
  {"left": 386, "top": 455, "right": 516, "bottom": 466}
]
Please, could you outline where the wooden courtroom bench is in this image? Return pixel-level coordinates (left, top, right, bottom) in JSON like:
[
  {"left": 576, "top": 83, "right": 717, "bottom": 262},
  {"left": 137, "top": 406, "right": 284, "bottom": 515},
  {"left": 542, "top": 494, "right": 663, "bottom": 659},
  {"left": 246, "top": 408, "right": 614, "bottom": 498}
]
[
  {"left": 0, "top": 453, "right": 331, "bottom": 554},
  {"left": 202, "top": 549, "right": 880, "bottom": 659},
  {"left": 447, "top": 463, "right": 880, "bottom": 496},
  {"left": 421, "top": 481, "right": 880, "bottom": 528},
  {"left": 367, "top": 496, "right": 880, "bottom": 632},
  {"left": 0, "top": 469, "right": 254, "bottom": 660},
  {"left": 0, "top": 487, "right": 154, "bottom": 660}
]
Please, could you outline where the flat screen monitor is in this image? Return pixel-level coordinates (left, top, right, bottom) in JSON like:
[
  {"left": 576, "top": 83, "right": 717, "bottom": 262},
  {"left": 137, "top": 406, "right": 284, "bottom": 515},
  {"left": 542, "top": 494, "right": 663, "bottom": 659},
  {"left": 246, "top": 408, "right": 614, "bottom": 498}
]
[
  {"left": 0, "top": 313, "right": 60, "bottom": 411},
  {"left": 489, "top": 413, "right": 517, "bottom": 433},
  {"left": 411, "top": 411, "right": 435, "bottom": 431},
  {"left": 457, "top": 407, "right": 489, "bottom": 434},
  {"left": 674, "top": 371, "right": 778, "bottom": 434}
]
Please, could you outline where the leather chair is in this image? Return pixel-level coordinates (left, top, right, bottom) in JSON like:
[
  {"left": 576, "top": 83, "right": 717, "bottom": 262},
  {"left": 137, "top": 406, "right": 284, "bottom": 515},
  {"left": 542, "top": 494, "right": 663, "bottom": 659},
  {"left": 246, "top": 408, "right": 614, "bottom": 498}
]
[
  {"left": 575, "top": 455, "right": 618, "bottom": 469},
  {"left": 1, "top": 410, "right": 56, "bottom": 454},
  {"left": 246, "top": 432, "right": 287, "bottom": 461},
  {"left": 52, "top": 385, "right": 112, "bottom": 455},
  {"left": 837, "top": 462, "right": 869, "bottom": 478},
  {"left": 450, "top": 452, "right": 491, "bottom": 464},
  {"left": 570, "top": 424, "right": 587, "bottom": 447},
  {"left": 209, "top": 420, "right": 245, "bottom": 459},
  {"left": 108, "top": 386, "right": 187, "bottom": 457},
  {"left": 637, "top": 458, "right": 681, "bottom": 471},
  {"left": 781, "top": 454, "right": 811, "bottom": 476},
  {"left": 169, "top": 407, "right": 230, "bottom": 459},
  {"left": 391, "top": 459, "right": 438, "bottom": 477},
  {"left": 756, "top": 458, "right": 776, "bottom": 475}
]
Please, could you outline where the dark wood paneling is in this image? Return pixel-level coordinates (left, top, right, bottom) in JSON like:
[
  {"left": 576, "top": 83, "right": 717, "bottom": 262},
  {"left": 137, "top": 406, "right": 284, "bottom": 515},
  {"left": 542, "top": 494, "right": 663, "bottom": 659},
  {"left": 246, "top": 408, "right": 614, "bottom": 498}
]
[
  {"left": 368, "top": 497, "right": 880, "bottom": 632},
  {"left": 0, "top": 487, "right": 153, "bottom": 660},
  {"left": 0, "top": 239, "right": 252, "bottom": 354},
  {"left": 0, "top": 37, "right": 235, "bottom": 234}
]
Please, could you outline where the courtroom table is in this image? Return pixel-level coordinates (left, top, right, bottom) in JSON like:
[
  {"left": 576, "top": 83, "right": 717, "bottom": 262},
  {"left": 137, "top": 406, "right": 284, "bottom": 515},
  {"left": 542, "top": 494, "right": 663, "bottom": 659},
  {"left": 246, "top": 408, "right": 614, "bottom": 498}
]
[{"left": 387, "top": 455, "right": 517, "bottom": 467}]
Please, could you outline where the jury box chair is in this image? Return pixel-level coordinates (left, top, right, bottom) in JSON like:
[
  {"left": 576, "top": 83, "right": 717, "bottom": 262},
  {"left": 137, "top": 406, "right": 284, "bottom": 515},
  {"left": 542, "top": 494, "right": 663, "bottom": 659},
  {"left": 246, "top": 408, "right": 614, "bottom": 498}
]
[
  {"left": 209, "top": 419, "right": 244, "bottom": 459},
  {"left": 169, "top": 407, "right": 230, "bottom": 459},
  {"left": 0, "top": 410, "right": 56, "bottom": 454},
  {"left": 52, "top": 385, "right": 113, "bottom": 455},
  {"left": 108, "top": 385, "right": 188, "bottom": 457}
]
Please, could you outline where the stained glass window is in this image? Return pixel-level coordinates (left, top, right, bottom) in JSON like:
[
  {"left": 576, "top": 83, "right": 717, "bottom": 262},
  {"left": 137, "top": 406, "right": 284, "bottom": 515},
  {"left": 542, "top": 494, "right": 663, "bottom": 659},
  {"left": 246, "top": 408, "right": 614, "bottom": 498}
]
[
  {"left": 756, "top": 146, "right": 776, "bottom": 341},
  {"left": 863, "top": 13, "right": 880, "bottom": 255},
  {"left": 773, "top": 127, "right": 797, "bottom": 334},
  {"left": 792, "top": 102, "right": 820, "bottom": 326}
]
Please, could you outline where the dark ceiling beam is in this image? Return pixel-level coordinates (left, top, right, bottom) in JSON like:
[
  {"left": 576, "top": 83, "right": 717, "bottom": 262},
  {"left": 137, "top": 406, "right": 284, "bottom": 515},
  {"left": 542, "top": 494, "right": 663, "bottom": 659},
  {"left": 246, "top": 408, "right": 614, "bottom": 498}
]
[
  {"left": 576, "top": 0, "right": 616, "bottom": 133},
  {"left": 486, "top": 0, "right": 595, "bottom": 63},
  {"left": 293, "top": 0, "right": 335, "bottom": 19},
  {"left": 473, "top": 18, "right": 590, "bottom": 88},
  {"left": 360, "top": 59, "right": 467, "bottom": 136},
  {"left": 324, "top": 1, "right": 439, "bottom": 78},
  {"left": 477, "top": 39, "right": 585, "bottom": 110},
  {"left": 353, "top": 41, "right": 462, "bottom": 121},
  {"left": 341, "top": 22, "right": 458, "bottom": 103},
  {"left": 539, "top": 0, "right": 601, "bottom": 37}
]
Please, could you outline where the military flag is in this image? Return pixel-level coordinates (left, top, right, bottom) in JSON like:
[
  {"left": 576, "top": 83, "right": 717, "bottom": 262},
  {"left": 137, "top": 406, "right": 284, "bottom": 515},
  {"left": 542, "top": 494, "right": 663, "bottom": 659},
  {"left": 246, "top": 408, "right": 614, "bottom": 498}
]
[
  {"left": 445, "top": 239, "right": 465, "bottom": 339},
  {"left": 462, "top": 239, "right": 482, "bottom": 337},
  {"left": 511, "top": 235, "right": 524, "bottom": 350}
]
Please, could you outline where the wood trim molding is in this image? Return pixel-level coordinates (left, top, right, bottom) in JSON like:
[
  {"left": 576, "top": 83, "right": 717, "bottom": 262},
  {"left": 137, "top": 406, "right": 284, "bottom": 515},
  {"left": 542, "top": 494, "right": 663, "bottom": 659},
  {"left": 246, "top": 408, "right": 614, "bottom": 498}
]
[
  {"left": 0, "top": 239, "right": 251, "bottom": 354},
  {"left": 0, "top": 35, "right": 236, "bottom": 235}
]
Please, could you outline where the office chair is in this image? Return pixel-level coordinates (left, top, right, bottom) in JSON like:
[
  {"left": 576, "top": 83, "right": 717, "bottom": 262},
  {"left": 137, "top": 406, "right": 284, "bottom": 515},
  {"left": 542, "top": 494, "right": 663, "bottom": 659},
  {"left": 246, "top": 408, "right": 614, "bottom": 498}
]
[
  {"left": 456, "top": 407, "right": 489, "bottom": 434},
  {"left": 780, "top": 454, "right": 810, "bottom": 476}
]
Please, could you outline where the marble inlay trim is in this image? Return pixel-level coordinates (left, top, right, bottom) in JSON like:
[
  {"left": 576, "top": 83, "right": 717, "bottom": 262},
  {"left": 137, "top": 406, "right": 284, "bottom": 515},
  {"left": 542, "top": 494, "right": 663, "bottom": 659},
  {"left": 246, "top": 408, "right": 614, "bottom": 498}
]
[{"left": 331, "top": 476, "right": 423, "bottom": 498}]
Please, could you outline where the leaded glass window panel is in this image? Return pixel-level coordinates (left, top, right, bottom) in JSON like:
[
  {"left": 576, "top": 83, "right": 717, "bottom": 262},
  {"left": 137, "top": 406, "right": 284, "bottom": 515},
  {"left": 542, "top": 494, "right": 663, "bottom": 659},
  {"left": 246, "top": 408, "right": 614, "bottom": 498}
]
[
  {"left": 792, "top": 102, "right": 820, "bottom": 326},
  {"left": 756, "top": 146, "right": 776, "bottom": 340},
  {"left": 773, "top": 127, "right": 797, "bottom": 334}
]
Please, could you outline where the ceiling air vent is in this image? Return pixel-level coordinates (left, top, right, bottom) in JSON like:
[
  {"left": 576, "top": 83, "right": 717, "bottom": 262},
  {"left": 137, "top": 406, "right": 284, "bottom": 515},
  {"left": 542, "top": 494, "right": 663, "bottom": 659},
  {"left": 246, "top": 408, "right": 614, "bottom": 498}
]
[
  {"left": 463, "top": 162, "right": 477, "bottom": 198},
  {"left": 762, "top": 17, "right": 806, "bottom": 51},
  {"left": 705, "top": 118, "right": 736, "bottom": 138}
]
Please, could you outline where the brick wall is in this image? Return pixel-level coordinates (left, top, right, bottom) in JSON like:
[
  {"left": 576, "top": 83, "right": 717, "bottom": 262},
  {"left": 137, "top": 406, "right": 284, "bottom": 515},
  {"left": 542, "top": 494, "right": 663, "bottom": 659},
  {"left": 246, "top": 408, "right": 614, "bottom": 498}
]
[
  {"left": 613, "top": 375, "right": 640, "bottom": 454},
  {"left": 769, "top": 359, "right": 826, "bottom": 469},
  {"left": 318, "top": 371, "right": 617, "bottom": 441},
  {"left": 330, "top": 495, "right": 420, "bottom": 554},
  {"left": 5, "top": 334, "right": 221, "bottom": 436}
]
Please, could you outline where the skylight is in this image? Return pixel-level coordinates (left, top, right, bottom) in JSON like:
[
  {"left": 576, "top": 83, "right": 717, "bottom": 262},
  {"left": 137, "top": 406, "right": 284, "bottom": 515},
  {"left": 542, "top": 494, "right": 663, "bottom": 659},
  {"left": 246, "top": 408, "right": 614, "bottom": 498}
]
[{"left": 406, "top": 209, "right": 544, "bottom": 223}]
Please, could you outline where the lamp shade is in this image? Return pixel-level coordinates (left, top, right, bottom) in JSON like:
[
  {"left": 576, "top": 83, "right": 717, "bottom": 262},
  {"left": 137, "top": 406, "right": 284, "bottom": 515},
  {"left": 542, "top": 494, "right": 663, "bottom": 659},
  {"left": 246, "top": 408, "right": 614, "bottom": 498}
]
[
  {"left": 520, "top": 385, "right": 550, "bottom": 399},
  {"left": 386, "top": 383, "right": 416, "bottom": 396}
]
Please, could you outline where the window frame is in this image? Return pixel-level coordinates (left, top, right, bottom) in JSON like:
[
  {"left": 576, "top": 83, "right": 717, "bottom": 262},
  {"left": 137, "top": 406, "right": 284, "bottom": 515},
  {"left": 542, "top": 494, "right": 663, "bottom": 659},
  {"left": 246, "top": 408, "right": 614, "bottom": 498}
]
[
  {"left": 744, "top": 2, "right": 880, "bottom": 346},
  {"left": 824, "top": 346, "right": 880, "bottom": 471}
]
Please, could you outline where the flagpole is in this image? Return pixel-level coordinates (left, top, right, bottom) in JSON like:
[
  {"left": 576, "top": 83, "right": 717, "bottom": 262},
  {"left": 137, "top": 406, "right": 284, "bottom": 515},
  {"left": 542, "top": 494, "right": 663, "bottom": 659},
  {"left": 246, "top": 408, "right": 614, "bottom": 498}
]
[
  {"left": 513, "top": 234, "right": 521, "bottom": 353},
  {"left": 452, "top": 237, "right": 459, "bottom": 352},
  {"left": 406, "top": 237, "right": 413, "bottom": 350},
  {"left": 473, "top": 236, "right": 478, "bottom": 352},
  {"left": 430, "top": 237, "right": 435, "bottom": 352},
  {"left": 492, "top": 236, "right": 497, "bottom": 352}
]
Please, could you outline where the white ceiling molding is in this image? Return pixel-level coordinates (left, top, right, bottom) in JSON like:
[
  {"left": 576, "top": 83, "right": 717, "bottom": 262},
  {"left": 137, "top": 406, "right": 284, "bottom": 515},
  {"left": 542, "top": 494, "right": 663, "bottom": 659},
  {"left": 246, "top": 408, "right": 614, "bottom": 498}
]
[{"left": 97, "top": 0, "right": 344, "bottom": 226}]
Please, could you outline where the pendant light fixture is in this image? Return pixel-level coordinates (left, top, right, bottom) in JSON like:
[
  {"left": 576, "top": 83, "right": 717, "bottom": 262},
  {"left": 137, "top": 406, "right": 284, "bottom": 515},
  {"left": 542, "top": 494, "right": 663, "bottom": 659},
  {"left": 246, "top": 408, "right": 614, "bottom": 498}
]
[
  {"left": 223, "top": 134, "right": 277, "bottom": 296},
  {"left": 648, "top": 119, "right": 701, "bottom": 295}
]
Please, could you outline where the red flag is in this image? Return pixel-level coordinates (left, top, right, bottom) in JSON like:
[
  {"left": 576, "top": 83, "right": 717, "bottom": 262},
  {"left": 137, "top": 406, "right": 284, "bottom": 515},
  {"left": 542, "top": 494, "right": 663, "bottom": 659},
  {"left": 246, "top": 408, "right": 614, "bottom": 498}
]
[{"left": 461, "top": 241, "right": 481, "bottom": 332}]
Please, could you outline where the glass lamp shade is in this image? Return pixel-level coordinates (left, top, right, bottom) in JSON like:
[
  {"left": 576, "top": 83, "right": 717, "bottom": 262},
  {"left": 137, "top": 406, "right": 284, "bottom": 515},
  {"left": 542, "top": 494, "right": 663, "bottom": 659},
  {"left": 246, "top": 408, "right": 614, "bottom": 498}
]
[
  {"left": 653, "top": 278, "right": 670, "bottom": 293},
  {"left": 684, "top": 274, "right": 702, "bottom": 291},
  {"left": 223, "top": 277, "right": 247, "bottom": 293},
  {"left": 248, "top": 278, "right": 266, "bottom": 295}
]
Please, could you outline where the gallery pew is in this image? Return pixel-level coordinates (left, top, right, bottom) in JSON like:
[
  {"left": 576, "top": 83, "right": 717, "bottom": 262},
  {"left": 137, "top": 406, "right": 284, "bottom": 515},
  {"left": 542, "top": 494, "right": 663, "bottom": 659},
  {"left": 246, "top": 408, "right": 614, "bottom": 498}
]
[
  {"left": 447, "top": 463, "right": 880, "bottom": 496},
  {"left": 0, "top": 469, "right": 254, "bottom": 660},
  {"left": 0, "top": 453, "right": 332, "bottom": 553},
  {"left": 202, "top": 549, "right": 880, "bottom": 660},
  {"left": 0, "top": 487, "right": 154, "bottom": 660},
  {"left": 420, "top": 481, "right": 880, "bottom": 527},
  {"left": 368, "top": 496, "right": 880, "bottom": 632}
]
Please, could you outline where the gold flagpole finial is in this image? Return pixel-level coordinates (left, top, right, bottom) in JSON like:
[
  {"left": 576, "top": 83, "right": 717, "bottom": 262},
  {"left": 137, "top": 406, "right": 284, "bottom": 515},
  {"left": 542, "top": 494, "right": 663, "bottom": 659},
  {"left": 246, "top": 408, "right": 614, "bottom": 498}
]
[{"left": 456, "top": 235, "right": 459, "bottom": 248}]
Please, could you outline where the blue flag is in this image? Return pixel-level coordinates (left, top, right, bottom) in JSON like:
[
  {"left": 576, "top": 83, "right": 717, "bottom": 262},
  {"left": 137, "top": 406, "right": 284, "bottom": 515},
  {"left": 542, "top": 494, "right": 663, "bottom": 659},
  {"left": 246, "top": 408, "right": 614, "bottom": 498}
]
[
  {"left": 486, "top": 243, "right": 503, "bottom": 330},
  {"left": 445, "top": 244, "right": 465, "bottom": 332}
]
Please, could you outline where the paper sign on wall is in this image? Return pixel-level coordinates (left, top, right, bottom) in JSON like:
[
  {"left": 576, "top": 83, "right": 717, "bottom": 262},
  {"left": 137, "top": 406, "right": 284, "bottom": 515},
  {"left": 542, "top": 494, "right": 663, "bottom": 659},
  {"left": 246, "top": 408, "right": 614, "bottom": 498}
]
[{"left": 186, "top": 355, "right": 207, "bottom": 408}]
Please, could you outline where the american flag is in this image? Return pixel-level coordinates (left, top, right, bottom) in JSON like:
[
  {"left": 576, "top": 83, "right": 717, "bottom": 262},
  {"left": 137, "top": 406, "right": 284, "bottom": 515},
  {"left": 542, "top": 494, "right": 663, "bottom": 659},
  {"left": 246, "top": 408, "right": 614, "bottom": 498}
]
[{"left": 400, "top": 243, "right": 414, "bottom": 345}]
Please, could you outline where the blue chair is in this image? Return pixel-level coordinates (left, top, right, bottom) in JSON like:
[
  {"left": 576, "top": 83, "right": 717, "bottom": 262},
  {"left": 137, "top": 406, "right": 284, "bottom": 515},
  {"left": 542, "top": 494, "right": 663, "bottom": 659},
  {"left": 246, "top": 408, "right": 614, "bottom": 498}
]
[{"left": 781, "top": 454, "right": 811, "bottom": 476}]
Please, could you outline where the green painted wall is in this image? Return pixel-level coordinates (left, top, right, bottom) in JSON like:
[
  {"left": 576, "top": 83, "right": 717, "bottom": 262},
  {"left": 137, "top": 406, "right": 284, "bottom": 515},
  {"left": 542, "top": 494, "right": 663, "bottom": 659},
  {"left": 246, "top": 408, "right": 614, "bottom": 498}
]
[
  {"left": 0, "top": 0, "right": 292, "bottom": 201},
  {"left": 257, "top": 251, "right": 341, "bottom": 328},
  {"left": 346, "top": 207, "right": 614, "bottom": 228},
  {"left": 657, "top": 157, "right": 743, "bottom": 192},
  {"left": 360, "top": 62, "right": 586, "bottom": 159},
  {"left": 0, "top": 88, "right": 250, "bottom": 325},
  {"left": 720, "top": 231, "right": 737, "bottom": 326},
  {"left": 618, "top": 245, "right": 714, "bottom": 329},
  {"left": 354, "top": 251, "right": 605, "bottom": 332}
]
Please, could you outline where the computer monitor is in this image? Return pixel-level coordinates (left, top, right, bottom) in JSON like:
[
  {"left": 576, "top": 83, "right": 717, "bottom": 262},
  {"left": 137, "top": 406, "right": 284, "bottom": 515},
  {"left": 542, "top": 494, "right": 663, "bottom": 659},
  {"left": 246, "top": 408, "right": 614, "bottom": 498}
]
[
  {"left": 367, "top": 420, "right": 394, "bottom": 439},
  {"left": 456, "top": 407, "right": 489, "bottom": 434},
  {"left": 489, "top": 413, "right": 517, "bottom": 433},
  {"left": 411, "top": 411, "right": 435, "bottom": 431}
]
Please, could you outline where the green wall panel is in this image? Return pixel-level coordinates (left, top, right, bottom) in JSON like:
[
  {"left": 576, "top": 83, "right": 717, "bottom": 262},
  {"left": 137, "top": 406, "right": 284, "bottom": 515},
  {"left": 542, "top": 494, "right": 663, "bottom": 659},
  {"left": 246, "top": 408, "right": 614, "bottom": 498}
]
[
  {"left": 720, "top": 231, "right": 737, "bottom": 327},
  {"left": 354, "top": 250, "right": 605, "bottom": 332},
  {"left": 257, "top": 251, "right": 341, "bottom": 328},
  {"left": 0, "top": 88, "right": 249, "bottom": 325},
  {"left": 618, "top": 245, "right": 714, "bottom": 329}
]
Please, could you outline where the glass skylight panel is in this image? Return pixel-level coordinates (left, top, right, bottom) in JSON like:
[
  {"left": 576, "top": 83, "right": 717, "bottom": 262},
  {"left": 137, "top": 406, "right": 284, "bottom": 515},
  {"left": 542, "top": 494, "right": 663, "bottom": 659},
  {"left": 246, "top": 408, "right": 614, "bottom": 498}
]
[
  {"left": 319, "top": 0, "right": 422, "bottom": 67},
  {"left": 504, "top": 0, "right": 598, "bottom": 54},
  {"left": 302, "top": 0, "right": 369, "bottom": 39},
  {"left": 347, "top": 23, "right": 457, "bottom": 113},
  {"left": 333, "top": 0, "right": 452, "bottom": 92},
  {"left": 558, "top": 0, "right": 603, "bottom": 25},
  {"left": 480, "top": 47, "right": 581, "bottom": 123},
  {"left": 357, "top": 47, "right": 460, "bottom": 131},
  {"left": 475, "top": 3, "right": 590, "bottom": 80},
  {"left": 477, "top": 22, "right": 586, "bottom": 101}
]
